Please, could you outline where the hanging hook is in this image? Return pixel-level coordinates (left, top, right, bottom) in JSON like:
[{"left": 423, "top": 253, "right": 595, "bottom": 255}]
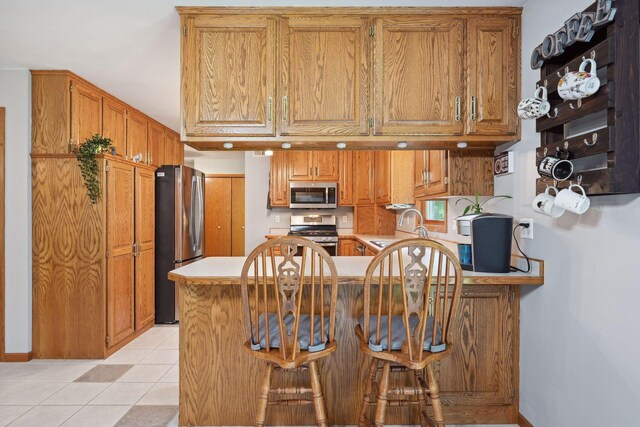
[
  {"left": 543, "top": 147, "right": 548, "bottom": 156},
  {"left": 590, "top": 50, "right": 596, "bottom": 60},
  {"left": 557, "top": 70, "right": 563, "bottom": 78},
  {"left": 544, "top": 79, "right": 548, "bottom": 88},
  {"left": 553, "top": 179, "right": 559, "bottom": 188},
  {"left": 563, "top": 141, "right": 569, "bottom": 150},
  {"left": 576, "top": 175, "right": 583, "bottom": 185},
  {"left": 546, "top": 107, "right": 559, "bottom": 119},
  {"left": 584, "top": 132, "right": 597, "bottom": 146},
  {"left": 569, "top": 99, "right": 583, "bottom": 110}
]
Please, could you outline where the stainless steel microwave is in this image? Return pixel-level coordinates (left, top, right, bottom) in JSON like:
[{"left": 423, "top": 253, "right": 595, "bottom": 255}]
[{"left": 289, "top": 182, "right": 337, "bottom": 209}]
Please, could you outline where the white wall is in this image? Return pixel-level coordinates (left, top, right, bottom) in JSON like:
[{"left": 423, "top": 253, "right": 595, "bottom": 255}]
[
  {"left": 0, "top": 70, "right": 32, "bottom": 353},
  {"left": 190, "top": 152, "right": 245, "bottom": 175},
  {"left": 504, "top": 1, "right": 640, "bottom": 425}
]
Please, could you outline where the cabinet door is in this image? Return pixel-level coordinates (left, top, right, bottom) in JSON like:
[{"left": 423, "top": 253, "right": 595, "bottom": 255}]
[
  {"left": 313, "top": 151, "right": 339, "bottom": 181},
  {"left": 339, "top": 239, "right": 356, "bottom": 256},
  {"left": 231, "top": 177, "right": 245, "bottom": 256},
  {"left": 106, "top": 161, "right": 135, "bottom": 348},
  {"left": 135, "top": 167, "right": 155, "bottom": 330},
  {"left": 270, "top": 152, "right": 289, "bottom": 206},
  {"left": 127, "top": 110, "right": 147, "bottom": 161},
  {"left": 280, "top": 16, "right": 369, "bottom": 135},
  {"left": 288, "top": 151, "right": 314, "bottom": 181},
  {"left": 175, "top": 140, "right": 184, "bottom": 165},
  {"left": 148, "top": 122, "right": 165, "bottom": 167},
  {"left": 70, "top": 80, "right": 102, "bottom": 148},
  {"left": 102, "top": 97, "right": 127, "bottom": 158},
  {"left": 374, "top": 150, "right": 391, "bottom": 204},
  {"left": 164, "top": 131, "right": 176, "bottom": 165},
  {"left": 204, "top": 177, "right": 232, "bottom": 256},
  {"left": 338, "top": 151, "right": 353, "bottom": 205},
  {"left": 425, "top": 150, "right": 448, "bottom": 196},
  {"left": 467, "top": 17, "right": 519, "bottom": 135},
  {"left": 353, "top": 151, "right": 374, "bottom": 205},
  {"left": 414, "top": 150, "right": 428, "bottom": 198},
  {"left": 373, "top": 17, "right": 464, "bottom": 135},
  {"left": 183, "top": 15, "right": 276, "bottom": 136}
]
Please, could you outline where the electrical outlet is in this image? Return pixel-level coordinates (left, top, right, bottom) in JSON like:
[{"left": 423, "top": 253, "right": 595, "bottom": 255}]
[
  {"left": 520, "top": 218, "right": 533, "bottom": 239},
  {"left": 342, "top": 215, "right": 348, "bottom": 223},
  {"left": 275, "top": 215, "right": 280, "bottom": 223}
]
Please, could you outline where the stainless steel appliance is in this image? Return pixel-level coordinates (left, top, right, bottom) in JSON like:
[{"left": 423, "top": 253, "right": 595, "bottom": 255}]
[
  {"left": 155, "top": 165, "right": 205, "bottom": 323},
  {"left": 288, "top": 214, "right": 338, "bottom": 256},
  {"left": 455, "top": 213, "right": 513, "bottom": 273},
  {"left": 289, "top": 182, "right": 337, "bottom": 209}
]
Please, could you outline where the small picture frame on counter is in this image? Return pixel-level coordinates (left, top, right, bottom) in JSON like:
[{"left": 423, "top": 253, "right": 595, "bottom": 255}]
[{"left": 494, "top": 151, "right": 514, "bottom": 176}]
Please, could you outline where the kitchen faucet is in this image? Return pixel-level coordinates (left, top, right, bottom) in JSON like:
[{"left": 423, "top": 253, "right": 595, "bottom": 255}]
[{"left": 398, "top": 208, "right": 429, "bottom": 239}]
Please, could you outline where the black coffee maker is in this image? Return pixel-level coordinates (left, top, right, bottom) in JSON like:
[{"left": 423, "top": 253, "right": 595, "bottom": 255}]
[{"left": 455, "top": 213, "right": 513, "bottom": 273}]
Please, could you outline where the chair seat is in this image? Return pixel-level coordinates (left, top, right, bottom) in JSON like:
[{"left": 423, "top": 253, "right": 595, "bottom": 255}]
[
  {"left": 252, "top": 313, "right": 328, "bottom": 352},
  {"left": 358, "top": 315, "right": 445, "bottom": 353}
]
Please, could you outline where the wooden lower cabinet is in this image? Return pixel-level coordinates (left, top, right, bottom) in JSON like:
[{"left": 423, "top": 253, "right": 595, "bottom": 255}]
[
  {"left": 178, "top": 283, "right": 520, "bottom": 425},
  {"left": 338, "top": 237, "right": 357, "bottom": 256},
  {"left": 204, "top": 176, "right": 245, "bottom": 256},
  {"left": 32, "top": 155, "right": 155, "bottom": 359}
]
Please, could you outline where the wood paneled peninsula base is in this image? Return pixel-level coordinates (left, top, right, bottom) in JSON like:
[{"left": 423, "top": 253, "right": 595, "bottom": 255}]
[{"left": 169, "top": 255, "right": 543, "bottom": 426}]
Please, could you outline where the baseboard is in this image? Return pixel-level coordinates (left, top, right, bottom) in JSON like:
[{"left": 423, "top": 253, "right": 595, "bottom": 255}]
[
  {"left": 2, "top": 351, "right": 33, "bottom": 362},
  {"left": 518, "top": 412, "right": 534, "bottom": 427}
]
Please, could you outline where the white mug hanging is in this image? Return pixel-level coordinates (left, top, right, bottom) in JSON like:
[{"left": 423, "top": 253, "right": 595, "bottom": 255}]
[
  {"left": 518, "top": 86, "right": 551, "bottom": 120},
  {"left": 555, "top": 184, "right": 590, "bottom": 214},
  {"left": 558, "top": 59, "right": 601, "bottom": 101}
]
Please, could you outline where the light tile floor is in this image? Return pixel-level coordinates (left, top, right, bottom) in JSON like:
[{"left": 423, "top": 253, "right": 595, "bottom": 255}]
[
  {"left": 0, "top": 325, "right": 518, "bottom": 427},
  {"left": 0, "top": 325, "right": 179, "bottom": 427}
]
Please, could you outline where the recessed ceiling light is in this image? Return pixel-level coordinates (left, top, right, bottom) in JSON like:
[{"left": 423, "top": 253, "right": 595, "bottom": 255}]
[
  {"left": 264, "top": 149, "right": 274, "bottom": 156},
  {"left": 336, "top": 142, "right": 347, "bottom": 149},
  {"left": 397, "top": 141, "right": 408, "bottom": 149},
  {"left": 281, "top": 143, "right": 292, "bottom": 149},
  {"left": 457, "top": 142, "right": 468, "bottom": 149},
  {"left": 223, "top": 142, "right": 233, "bottom": 149}
]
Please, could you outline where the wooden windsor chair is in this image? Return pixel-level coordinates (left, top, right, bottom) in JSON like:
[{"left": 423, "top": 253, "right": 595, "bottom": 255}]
[
  {"left": 240, "top": 236, "right": 339, "bottom": 427},
  {"left": 355, "top": 238, "right": 464, "bottom": 427}
]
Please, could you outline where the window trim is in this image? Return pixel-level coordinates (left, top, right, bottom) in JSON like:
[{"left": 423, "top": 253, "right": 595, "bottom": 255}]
[{"left": 421, "top": 198, "right": 447, "bottom": 233}]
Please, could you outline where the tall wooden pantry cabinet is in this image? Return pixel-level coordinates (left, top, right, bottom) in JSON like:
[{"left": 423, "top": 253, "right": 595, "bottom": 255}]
[{"left": 31, "top": 71, "right": 168, "bottom": 358}]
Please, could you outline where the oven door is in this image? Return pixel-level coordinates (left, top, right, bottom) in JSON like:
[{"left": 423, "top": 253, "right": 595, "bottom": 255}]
[
  {"left": 295, "top": 242, "right": 337, "bottom": 257},
  {"left": 289, "top": 182, "right": 337, "bottom": 209}
]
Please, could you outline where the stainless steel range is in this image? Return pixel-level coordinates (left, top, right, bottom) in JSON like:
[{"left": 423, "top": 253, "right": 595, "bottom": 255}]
[{"left": 288, "top": 214, "right": 338, "bottom": 256}]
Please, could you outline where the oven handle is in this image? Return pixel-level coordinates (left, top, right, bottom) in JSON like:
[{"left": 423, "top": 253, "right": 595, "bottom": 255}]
[{"left": 316, "top": 242, "right": 337, "bottom": 247}]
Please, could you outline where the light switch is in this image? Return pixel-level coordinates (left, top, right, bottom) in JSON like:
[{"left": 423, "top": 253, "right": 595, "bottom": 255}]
[
  {"left": 275, "top": 215, "right": 280, "bottom": 223},
  {"left": 342, "top": 215, "right": 348, "bottom": 223}
]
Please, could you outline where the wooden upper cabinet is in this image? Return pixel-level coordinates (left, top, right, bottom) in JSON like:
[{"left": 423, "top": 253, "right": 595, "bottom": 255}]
[
  {"left": 127, "top": 110, "right": 147, "bottom": 161},
  {"left": 373, "top": 16, "right": 464, "bottom": 135},
  {"left": 313, "top": 151, "right": 339, "bottom": 181},
  {"left": 374, "top": 150, "right": 390, "bottom": 204},
  {"left": 269, "top": 151, "right": 289, "bottom": 206},
  {"left": 183, "top": 15, "right": 276, "bottom": 137},
  {"left": 175, "top": 140, "right": 185, "bottom": 165},
  {"left": 288, "top": 151, "right": 314, "bottom": 181},
  {"left": 106, "top": 161, "right": 135, "bottom": 347},
  {"left": 164, "top": 131, "right": 176, "bottom": 165},
  {"left": 338, "top": 151, "right": 353, "bottom": 206},
  {"left": 134, "top": 167, "right": 155, "bottom": 330},
  {"left": 466, "top": 17, "right": 519, "bottom": 136},
  {"left": 71, "top": 79, "right": 102, "bottom": 148},
  {"left": 148, "top": 122, "right": 165, "bottom": 167},
  {"left": 279, "top": 16, "right": 369, "bottom": 136},
  {"left": 102, "top": 97, "right": 127, "bottom": 158},
  {"left": 353, "top": 151, "right": 374, "bottom": 205},
  {"left": 414, "top": 149, "right": 493, "bottom": 197}
]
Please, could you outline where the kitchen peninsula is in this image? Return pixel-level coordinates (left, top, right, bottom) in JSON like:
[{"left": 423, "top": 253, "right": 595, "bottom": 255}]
[{"left": 169, "top": 250, "right": 543, "bottom": 426}]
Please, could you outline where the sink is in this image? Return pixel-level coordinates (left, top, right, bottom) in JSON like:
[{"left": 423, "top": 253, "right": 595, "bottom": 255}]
[{"left": 370, "top": 240, "right": 394, "bottom": 249}]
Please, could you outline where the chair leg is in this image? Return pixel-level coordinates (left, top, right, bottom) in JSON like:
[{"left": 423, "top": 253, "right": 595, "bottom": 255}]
[
  {"left": 309, "top": 360, "right": 329, "bottom": 427},
  {"left": 256, "top": 363, "right": 273, "bottom": 427},
  {"left": 426, "top": 363, "right": 445, "bottom": 427},
  {"left": 414, "top": 368, "right": 428, "bottom": 427},
  {"left": 373, "top": 361, "right": 391, "bottom": 427},
  {"left": 358, "top": 358, "right": 379, "bottom": 427}
]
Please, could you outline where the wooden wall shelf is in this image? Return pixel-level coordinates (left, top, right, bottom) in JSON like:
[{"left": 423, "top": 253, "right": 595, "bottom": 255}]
[{"left": 534, "top": 0, "right": 639, "bottom": 196}]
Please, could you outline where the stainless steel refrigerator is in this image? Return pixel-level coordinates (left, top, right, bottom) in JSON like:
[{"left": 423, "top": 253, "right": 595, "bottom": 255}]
[{"left": 155, "top": 165, "right": 205, "bottom": 323}]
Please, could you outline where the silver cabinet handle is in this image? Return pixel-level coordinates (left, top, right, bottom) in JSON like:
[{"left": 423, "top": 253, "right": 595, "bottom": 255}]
[
  {"left": 282, "top": 96, "right": 288, "bottom": 122},
  {"left": 455, "top": 96, "right": 461, "bottom": 122},
  {"left": 132, "top": 243, "right": 137, "bottom": 256},
  {"left": 267, "top": 97, "right": 273, "bottom": 122},
  {"left": 470, "top": 96, "right": 477, "bottom": 121}
]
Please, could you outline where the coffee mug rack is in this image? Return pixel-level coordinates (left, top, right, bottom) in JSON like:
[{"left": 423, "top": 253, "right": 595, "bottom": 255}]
[{"left": 533, "top": 0, "right": 639, "bottom": 196}]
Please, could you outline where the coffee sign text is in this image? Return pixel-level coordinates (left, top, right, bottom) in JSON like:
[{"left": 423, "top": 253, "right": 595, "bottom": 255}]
[{"left": 530, "top": 0, "right": 616, "bottom": 69}]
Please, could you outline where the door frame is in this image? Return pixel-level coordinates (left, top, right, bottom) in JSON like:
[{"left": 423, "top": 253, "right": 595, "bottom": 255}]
[{"left": 0, "top": 108, "right": 5, "bottom": 361}]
